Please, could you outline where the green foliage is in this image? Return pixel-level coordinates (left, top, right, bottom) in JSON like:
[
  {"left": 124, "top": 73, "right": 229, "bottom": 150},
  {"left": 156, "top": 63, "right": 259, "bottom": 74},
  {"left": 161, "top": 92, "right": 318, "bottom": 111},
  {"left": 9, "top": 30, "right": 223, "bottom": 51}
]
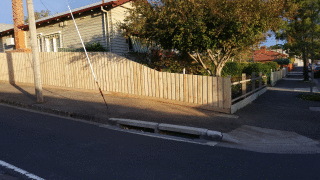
[
  {"left": 277, "top": 0, "right": 320, "bottom": 80},
  {"left": 297, "top": 93, "right": 320, "bottom": 101},
  {"left": 85, "top": 42, "right": 106, "bottom": 52},
  {"left": 25, "top": 10, "right": 51, "bottom": 23},
  {"left": 222, "top": 61, "right": 278, "bottom": 84},
  {"left": 59, "top": 42, "right": 107, "bottom": 52},
  {"left": 265, "top": 62, "right": 279, "bottom": 71},
  {"left": 221, "top": 62, "right": 247, "bottom": 77},
  {"left": 122, "top": 0, "right": 291, "bottom": 76},
  {"left": 269, "top": 44, "right": 284, "bottom": 50},
  {"left": 127, "top": 51, "right": 204, "bottom": 74},
  {"left": 243, "top": 63, "right": 272, "bottom": 76},
  {"left": 274, "top": 58, "right": 291, "bottom": 66}
]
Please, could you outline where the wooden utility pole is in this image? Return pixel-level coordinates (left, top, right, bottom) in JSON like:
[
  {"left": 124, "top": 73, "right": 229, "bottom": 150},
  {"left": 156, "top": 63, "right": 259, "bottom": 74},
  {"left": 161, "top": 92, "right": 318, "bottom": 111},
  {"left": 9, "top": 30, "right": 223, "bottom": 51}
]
[{"left": 26, "top": 0, "right": 44, "bottom": 103}]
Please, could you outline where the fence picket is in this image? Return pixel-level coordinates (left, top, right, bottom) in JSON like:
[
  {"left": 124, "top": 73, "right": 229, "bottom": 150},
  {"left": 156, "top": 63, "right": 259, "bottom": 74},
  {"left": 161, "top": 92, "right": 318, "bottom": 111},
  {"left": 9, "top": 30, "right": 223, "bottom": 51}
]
[
  {"left": 159, "top": 72, "right": 164, "bottom": 98},
  {"left": 163, "top": 72, "right": 168, "bottom": 99},
  {"left": 193, "top": 75, "right": 198, "bottom": 103},
  {"left": 179, "top": 74, "right": 184, "bottom": 102},
  {"left": 203, "top": 76, "right": 208, "bottom": 105},
  {"left": 155, "top": 71, "right": 159, "bottom": 97},
  {"left": 218, "top": 77, "right": 223, "bottom": 108},
  {"left": 197, "top": 76, "right": 203, "bottom": 104},
  {"left": 208, "top": 76, "right": 213, "bottom": 106}
]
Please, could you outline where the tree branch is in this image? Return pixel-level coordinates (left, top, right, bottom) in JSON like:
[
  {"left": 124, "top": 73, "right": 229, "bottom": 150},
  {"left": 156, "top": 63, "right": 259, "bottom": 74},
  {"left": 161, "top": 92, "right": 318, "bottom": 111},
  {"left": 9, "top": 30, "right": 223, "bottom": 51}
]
[{"left": 187, "top": 52, "right": 212, "bottom": 75}]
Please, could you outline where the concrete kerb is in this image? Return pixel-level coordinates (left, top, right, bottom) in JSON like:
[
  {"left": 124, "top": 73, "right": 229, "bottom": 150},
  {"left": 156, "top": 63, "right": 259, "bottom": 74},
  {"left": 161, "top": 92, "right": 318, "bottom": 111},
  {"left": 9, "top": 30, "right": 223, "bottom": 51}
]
[
  {"left": 0, "top": 99, "right": 223, "bottom": 142},
  {"left": 109, "top": 118, "right": 223, "bottom": 141},
  {"left": 0, "top": 99, "right": 100, "bottom": 122},
  {"left": 109, "top": 118, "right": 159, "bottom": 130}
]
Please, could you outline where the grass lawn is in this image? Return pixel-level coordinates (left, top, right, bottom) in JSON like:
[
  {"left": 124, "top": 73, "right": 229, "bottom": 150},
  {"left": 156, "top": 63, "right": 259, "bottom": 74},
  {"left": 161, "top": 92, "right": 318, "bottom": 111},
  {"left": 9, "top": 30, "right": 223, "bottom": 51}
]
[{"left": 297, "top": 93, "right": 320, "bottom": 101}]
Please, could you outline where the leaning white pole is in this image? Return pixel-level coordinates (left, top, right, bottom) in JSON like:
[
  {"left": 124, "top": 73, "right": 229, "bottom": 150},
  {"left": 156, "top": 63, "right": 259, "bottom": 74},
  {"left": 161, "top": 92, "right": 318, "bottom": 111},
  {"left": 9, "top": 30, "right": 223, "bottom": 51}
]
[
  {"left": 26, "top": 0, "right": 44, "bottom": 103},
  {"left": 67, "top": 4, "right": 109, "bottom": 109},
  {"left": 67, "top": 5, "right": 97, "bottom": 81}
]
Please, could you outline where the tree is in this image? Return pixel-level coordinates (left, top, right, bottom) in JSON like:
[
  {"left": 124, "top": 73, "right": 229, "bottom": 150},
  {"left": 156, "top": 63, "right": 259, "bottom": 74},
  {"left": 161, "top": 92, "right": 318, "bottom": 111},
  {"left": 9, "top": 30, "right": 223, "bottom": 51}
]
[
  {"left": 277, "top": 0, "right": 320, "bottom": 81},
  {"left": 25, "top": 10, "right": 51, "bottom": 23},
  {"left": 274, "top": 58, "right": 291, "bottom": 68},
  {"left": 269, "top": 44, "right": 285, "bottom": 50},
  {"left": 121, "top": 0, "right": 292, "bottom": 76}
]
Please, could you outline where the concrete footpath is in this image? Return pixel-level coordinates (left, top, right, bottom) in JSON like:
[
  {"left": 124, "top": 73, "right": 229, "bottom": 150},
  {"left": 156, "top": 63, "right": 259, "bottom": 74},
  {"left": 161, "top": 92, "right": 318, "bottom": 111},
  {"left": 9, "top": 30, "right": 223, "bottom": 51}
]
[
  {"left": 0, "top": 67, "right": 320, "bottom": 153},
  {"left": 0, "top": 82, "right": 241, "bottom": 133}
]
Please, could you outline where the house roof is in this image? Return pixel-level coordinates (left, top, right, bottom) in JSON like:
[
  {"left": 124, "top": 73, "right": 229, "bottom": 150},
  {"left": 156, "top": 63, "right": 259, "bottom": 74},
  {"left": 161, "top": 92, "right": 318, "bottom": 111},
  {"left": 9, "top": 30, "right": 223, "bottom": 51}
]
[
  {"left": 0, "top": 0, "right": 131, "bottom": 36},
  {"left": 254, "top": 47, "right": 287, "bottom": 62},
  {"left": 0, "top": 24, "right": 13, "bottom": 32}
]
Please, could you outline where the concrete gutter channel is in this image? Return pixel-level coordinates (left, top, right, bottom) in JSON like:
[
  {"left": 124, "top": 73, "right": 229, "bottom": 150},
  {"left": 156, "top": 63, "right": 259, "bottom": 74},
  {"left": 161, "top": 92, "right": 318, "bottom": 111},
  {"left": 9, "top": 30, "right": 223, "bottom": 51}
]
[
  {"left": 0, "top": 99, "right": 223, "bottom": 142},
  {"left": 109, "top": 118, "right": 223, "bottom": 141}
]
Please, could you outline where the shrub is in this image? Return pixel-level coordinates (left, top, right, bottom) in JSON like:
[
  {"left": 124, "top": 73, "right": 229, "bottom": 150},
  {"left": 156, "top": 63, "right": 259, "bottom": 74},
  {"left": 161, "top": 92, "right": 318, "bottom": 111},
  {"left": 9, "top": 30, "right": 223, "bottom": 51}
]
[
  {"left": 222, "top": 62, "right": 247, "bottom": 77},
  {"left": 85, "top": 42, "right": 106, "bottom": 52},
  {"left": 265, "top": 62, "right": 279, "bottom": 71},
  {"left": 274, "top": 58, "right": 291, "bottom": 67},
  {"left": 243, "top": 63, "right": 270, "bottom": 75}
]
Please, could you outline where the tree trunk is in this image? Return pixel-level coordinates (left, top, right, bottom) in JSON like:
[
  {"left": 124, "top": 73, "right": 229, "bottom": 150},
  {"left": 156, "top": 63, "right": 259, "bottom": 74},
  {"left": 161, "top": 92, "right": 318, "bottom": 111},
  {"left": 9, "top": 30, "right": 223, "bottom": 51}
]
[
  {"left": 302, "top": 51, "right": 309, "bottom": 81},
  {"left": 214, "top": 63, "right": 225, "bottom": 77},
  {"left": 187, "top": 52, "right": 212, "bottom": 75},
  {"left": 215, "top": 66, "right": 223, "bottom": 77}
]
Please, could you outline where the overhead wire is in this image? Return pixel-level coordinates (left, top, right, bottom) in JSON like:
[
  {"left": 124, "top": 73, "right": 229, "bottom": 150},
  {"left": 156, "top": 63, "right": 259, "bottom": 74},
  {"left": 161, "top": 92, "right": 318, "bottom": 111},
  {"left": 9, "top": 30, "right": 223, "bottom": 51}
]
[
  {"left": 38, "top": 0, "right": 50, "bottom": 12},
  {"left": 36, "top": 0, "right": 60, "bottom": 15}
]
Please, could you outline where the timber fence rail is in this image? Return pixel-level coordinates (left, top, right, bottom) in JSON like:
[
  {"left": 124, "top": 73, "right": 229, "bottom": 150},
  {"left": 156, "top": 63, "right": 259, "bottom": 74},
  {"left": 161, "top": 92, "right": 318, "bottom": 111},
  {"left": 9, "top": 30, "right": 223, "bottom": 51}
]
[
  {"left": 0, "top": 52, "right": 232, "bottom": 113},
  {"left": 231, "top": 72, "right": 267, "bottom": 103},
  {"left": 230, "top": 72, "right": 268, "bottom": 114}
]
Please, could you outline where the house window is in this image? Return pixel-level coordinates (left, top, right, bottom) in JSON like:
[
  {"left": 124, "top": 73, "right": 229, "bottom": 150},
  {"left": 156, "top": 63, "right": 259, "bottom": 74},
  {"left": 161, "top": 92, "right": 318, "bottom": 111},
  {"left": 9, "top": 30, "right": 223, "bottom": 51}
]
[{"left": 42, "top": 32, "right": 62, "bottom": 52}]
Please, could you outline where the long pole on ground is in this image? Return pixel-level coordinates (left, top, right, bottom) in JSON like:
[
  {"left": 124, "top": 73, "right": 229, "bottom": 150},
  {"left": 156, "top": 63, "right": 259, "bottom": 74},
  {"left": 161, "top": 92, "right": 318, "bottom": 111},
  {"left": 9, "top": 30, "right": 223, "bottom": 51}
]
[{"left": 26, "top": 0, "right": 44, "bottom": 103}]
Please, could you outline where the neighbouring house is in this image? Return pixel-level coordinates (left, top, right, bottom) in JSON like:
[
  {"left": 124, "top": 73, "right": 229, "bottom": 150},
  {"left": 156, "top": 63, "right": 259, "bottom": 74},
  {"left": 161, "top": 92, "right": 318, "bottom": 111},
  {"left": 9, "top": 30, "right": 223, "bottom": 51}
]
[
  {"left": 0, "top": 0, "right": 134, "bottom": 55},
  {"left": 0, "top": 24, "right": 14, "bottom": 51},
  {"left": 253, "top": 46, "right": 288, "bottom": 63},
  {"left": 0, "top": 24, "right": 13, "bottom": 33},
  {"left": 253, "top": 46, "right": 297, "bottom": 70}
]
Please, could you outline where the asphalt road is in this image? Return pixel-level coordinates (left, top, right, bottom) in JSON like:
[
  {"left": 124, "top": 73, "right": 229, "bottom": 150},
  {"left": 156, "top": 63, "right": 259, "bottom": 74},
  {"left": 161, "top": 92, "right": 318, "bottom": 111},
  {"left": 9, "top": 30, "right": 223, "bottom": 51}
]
[{"left": 1, "top": 105, "right": 320, "bottom": 180}]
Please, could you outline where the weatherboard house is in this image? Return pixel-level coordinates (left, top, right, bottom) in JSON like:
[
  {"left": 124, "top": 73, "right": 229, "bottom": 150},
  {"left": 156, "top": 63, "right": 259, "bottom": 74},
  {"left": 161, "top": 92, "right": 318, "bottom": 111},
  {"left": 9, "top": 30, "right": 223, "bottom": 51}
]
[{"left": 0, "top": 0, "right": 135, "bottom": 55}]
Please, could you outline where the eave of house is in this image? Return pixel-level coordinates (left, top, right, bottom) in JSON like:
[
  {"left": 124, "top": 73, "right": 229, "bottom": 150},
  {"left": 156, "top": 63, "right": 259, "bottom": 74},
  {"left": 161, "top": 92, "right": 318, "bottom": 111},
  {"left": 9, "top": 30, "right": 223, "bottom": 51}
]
[{"left": 0, "top": 0, "right": 131, "bottom": 36}]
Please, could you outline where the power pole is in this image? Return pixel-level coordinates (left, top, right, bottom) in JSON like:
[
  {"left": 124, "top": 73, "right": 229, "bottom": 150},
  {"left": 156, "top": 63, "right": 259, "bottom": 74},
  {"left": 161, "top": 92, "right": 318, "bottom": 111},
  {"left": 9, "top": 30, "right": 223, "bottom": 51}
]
[{"left": 26, "top": 0, "right": 44, "bottom": 103}]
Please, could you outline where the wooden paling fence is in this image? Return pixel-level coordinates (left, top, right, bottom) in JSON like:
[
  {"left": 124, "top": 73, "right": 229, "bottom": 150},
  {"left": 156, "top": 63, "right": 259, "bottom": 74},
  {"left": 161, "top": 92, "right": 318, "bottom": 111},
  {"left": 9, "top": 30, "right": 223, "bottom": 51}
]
[
  {"left": 270, "top": 68, "right": 288, "bottom": 86},
  {"left": 0, "top": 52, "right": 232, "bottom": 113}
]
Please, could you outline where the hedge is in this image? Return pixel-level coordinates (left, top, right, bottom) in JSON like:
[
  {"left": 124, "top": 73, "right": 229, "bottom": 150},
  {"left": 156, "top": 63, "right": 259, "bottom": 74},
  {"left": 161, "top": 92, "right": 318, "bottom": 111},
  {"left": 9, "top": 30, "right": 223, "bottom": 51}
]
[{"left": 222, "top": 62, "right": 279, "bottom": 78}]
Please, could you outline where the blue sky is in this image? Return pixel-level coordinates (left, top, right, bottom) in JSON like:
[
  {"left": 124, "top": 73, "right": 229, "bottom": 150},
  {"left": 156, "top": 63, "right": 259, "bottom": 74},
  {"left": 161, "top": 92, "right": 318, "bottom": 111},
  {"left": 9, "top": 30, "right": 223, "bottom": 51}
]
[{"left": 0, "top": 0, "right": 285, "bottom": 47}]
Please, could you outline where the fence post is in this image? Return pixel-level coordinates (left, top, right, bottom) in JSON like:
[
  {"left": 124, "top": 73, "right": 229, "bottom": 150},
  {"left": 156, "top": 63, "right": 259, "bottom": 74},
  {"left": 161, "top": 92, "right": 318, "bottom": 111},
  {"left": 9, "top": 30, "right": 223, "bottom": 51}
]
[
  {"left": 251, "top": 72, "right": 256, "bottom": 91},
  {"left": 241, "top": 73, "right": 246, "bottom": 95},
  {"left": 270, "top": 69, "right": 274, "bottom": 86},
  {"left": 223, "top": 76, "right": 232, "bottom": 111},
  {"left": 259, "top": 72, "right": 263, "bottom": 88}
]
